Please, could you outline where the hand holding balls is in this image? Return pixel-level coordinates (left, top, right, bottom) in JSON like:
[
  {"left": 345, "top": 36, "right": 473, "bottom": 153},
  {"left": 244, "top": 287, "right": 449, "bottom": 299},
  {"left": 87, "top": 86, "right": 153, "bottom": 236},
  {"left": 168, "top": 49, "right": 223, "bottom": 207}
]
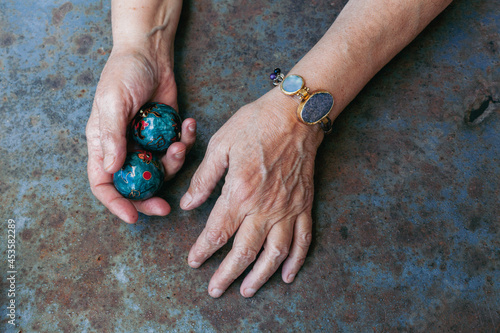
[{"left": 113, "top": 103, "right": 182, "bottom": 200}]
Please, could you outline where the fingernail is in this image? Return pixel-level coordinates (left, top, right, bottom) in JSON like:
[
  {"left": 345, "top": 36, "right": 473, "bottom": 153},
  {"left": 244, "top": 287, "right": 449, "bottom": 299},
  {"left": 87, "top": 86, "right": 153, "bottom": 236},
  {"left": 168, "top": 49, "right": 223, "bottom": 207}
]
[
  {"left": 210, "top": 288, "right": 224, "bottom": 298},
  {"left": 189, "top": 260, "right": 201, "bottom": 268},
  {"left": 103, "top": 155, "right": 115, "bottom": 172},
  {"left": 287, "top": 274, "right": 296, "bottom": 283},
  {"left": 188, "top": 123, "right": 196, "bottom": 132},
  {"left": 243, "top": 288, "right": 256, "bottom": 297},
  {"left": 152, "top": 206, "right": 168, "bottom": 216},
  {"left": 181, "top": 193, "right": 192, "bottom": 209}
]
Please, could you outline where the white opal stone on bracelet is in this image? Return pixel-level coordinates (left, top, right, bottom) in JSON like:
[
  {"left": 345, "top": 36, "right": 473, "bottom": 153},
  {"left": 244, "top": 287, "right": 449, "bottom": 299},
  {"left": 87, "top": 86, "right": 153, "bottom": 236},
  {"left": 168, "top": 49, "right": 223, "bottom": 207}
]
[{"left": 281, "top": 75, "right": 304, "bottom": 94}]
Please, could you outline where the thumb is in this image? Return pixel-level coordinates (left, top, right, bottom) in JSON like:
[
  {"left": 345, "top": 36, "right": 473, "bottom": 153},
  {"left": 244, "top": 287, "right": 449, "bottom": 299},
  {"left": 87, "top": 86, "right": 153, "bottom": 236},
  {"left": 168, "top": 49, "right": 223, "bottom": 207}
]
[
  {"left": 180, "top": 138, "right": 228, "bottom": 210},
  {"left": 96, "top": 95, "right": 132, "bottom": 173}
]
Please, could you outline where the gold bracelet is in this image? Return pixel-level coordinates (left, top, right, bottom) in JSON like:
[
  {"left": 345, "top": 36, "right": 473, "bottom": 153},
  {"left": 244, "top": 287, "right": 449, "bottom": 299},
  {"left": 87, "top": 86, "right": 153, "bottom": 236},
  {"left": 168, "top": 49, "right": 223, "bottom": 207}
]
[{"left": 270, "top": 68, "right": 334, "bottom": 134}]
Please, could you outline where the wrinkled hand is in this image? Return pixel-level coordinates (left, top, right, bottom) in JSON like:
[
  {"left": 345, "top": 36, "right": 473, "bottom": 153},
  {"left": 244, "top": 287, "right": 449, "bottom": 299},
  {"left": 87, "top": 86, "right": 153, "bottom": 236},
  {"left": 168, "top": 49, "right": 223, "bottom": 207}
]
[
  {"left": 180, "top": 89, "right": 324, "bottom": 297},
  {"left": 86, "top": 47, "right": 196, "bottom": 223}
]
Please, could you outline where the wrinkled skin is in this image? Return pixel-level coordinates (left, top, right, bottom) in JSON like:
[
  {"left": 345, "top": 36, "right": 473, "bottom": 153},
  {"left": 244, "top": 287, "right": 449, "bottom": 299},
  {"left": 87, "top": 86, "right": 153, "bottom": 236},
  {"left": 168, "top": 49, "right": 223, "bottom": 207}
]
[
  {"left": 86, "top": 47, "right": 196, "bottom": 223},
  {"left": 86, "top": 45, "right": 324, "bottom": 297},
  {"left": 180, "top": 89, "right": 324, "bottom": 297},
  {"left": 88, "top": 0, "right": 452, "bottom": 300}
]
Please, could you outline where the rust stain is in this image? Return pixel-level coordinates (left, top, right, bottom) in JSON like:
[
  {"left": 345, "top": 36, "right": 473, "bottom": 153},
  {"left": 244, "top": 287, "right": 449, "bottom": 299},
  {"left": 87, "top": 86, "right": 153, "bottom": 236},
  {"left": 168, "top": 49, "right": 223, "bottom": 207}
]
[{"left": 52, "top": 2, "right": 74, "bottom": 26}]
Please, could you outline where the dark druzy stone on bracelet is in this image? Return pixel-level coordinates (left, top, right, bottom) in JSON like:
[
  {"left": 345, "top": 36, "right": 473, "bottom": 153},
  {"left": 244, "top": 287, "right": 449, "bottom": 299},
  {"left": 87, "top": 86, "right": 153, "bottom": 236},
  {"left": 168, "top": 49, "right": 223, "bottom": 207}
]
[
  {"left": 113, "top": 151, "right": 165, "bottom": 200},
  {"left": 131, "top": 102, "right": 181, "bottom": 152},
  {"left": 300, "top": 92, "right": 334, "bottom": 124}
]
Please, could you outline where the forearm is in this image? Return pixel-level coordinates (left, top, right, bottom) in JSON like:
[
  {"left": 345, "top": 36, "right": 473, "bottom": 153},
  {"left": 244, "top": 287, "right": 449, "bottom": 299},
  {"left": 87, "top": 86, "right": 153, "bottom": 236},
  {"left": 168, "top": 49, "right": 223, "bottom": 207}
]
[
  {"left": 111, "top": 0, "right": 182, "bottom": 62},
  {"left": 291, "top": 0, "right": 452, "bottom": 120}
]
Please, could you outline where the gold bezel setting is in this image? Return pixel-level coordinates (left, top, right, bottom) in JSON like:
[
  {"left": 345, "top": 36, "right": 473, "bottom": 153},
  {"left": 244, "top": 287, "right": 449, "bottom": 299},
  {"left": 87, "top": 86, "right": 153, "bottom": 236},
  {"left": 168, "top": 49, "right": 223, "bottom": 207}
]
[
  {"left": 280, "top": 74, "right": 305, "bottom": 95},
  {"left": 271, "top": 69, "right": 334, "bottom": 133},
  {"left": 297, "top": 91, "right": 334, "bottom": 125}
]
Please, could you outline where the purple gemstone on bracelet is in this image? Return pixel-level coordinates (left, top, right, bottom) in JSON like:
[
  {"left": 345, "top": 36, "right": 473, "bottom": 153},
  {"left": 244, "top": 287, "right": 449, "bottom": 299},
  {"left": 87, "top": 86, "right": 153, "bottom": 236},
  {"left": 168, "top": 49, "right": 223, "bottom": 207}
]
[
  {"left": 300, "top": 92, "right": 334, "bottom": 124},
  {"left": 270, "top": 73, "right": 277, "bottom": 80}
]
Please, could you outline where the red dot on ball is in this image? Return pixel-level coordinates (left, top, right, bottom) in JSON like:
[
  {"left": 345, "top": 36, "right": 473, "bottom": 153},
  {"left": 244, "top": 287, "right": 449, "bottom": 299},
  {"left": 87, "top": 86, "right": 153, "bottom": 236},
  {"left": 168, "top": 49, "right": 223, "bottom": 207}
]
[{"left": 143, "top": 171, "right": 152, "bottom": 180}]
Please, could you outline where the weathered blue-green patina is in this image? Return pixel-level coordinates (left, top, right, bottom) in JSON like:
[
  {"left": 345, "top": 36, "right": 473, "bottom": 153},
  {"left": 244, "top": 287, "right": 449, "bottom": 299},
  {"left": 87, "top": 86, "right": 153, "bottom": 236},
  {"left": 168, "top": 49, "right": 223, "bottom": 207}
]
[{"left": 0, "top": 0, "right": 498, "bottom": 332}]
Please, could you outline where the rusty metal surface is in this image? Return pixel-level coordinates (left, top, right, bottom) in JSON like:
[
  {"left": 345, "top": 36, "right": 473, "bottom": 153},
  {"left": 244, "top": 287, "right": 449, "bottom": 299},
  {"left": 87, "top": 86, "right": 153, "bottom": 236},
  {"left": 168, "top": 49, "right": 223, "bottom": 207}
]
[{"left": 0, "top": 0, "right": 499, "bottom": 331}]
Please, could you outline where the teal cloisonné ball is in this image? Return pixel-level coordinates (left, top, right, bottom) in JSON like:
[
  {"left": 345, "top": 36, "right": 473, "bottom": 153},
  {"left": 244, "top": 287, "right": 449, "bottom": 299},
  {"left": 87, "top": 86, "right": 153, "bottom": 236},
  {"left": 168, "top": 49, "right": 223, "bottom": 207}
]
[
  {"left": 131, "top": 102, "right": 181, "bottom": 152},
  {"left": 113, "top": 151, "right": 165, "bottom": 200}
]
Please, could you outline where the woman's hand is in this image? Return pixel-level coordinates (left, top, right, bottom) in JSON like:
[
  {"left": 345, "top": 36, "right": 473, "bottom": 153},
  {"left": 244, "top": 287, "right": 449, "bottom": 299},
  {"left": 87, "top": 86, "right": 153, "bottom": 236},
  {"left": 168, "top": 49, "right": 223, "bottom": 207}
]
[
  {"left": 86, "top": 46, "right": 196, "bottom": 223},
  {"left": 180, "top": 89, "right": 324, "bottom": 297},
  {"left": 179, "top": 0, "right": 453, "bottom": 294}
]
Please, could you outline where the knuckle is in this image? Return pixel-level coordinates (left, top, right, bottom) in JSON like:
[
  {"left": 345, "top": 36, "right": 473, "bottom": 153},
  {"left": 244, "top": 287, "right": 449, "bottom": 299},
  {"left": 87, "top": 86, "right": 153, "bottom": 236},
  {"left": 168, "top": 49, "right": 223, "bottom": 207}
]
[
  {"left": 206, "top": 136, "right": 229, "bottom": 166},
  {"left": 207, "top": 134, "right": 223, "bottom": 151},
  {"left": 190, "top": 173, "right": 210, "bottom": 193},
  {"left": 254, "top": 274, "right": 271, "bottom": 286},
  {"left": 89, "top": 184, "right": 99, "bottom": 197},
  {"left": 297, "top": 232, "right": 312, "bottom": 249},
  {"left": 94, "top": 89, "right": 114, "bottom": 112},
  {"left": 234, "top": 247, "right": 258, "bottom": 264},
  {"left": 266, "top": 245, "right": 289, "bottom": 263},
  {"left": 231, "top": 182, "right": 254, "bottom": 203},
  {"left": 291, "top": 184, "right": 313, "bottom": 208},
  {"left": 205, "top": 229, "right": 229, "bottom": 247},
  {"left": 294, "top": 255, "right": 306, "bottom": 267},
  {"left": 99, "top": 127, "right": 116, "bottom": 146},
  {"left": 93, "top": 88, "right": 106, "bottom": 105}
]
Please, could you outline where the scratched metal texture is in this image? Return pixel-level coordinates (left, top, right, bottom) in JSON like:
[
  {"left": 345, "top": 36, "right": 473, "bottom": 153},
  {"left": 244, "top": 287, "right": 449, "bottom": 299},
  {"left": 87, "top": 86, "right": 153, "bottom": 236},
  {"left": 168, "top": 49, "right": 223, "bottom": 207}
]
[{"left": 0, "top": 0, "right": 498, "bottom": 332}]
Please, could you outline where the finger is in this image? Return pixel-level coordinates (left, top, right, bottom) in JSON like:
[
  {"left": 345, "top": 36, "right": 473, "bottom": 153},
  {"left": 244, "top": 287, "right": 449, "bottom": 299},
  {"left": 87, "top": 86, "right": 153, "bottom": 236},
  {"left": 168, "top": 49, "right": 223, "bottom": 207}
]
[
  {"left": 180, "top": 118, "right": 196, "bottom": 153},
  {"left": 281, "top": 212, "right": 313, "bottom": 283},
  {"left": 88, "top": 110, "right": 170, "bottom": 221},
  {"left": 240, "top": 221, "right": 293, "bottom": 297},
  {"left": 131, "top": 197, "right": 171, "bottom": 216},
  {"left": 207, "top": 216, "right": 267, "bottom": 298},
  {"left": 161, "top": 142, "right": 187, "bottom": 180},
  {"left": 96, "top": 94, "right": 132, "bottom": 174},
  {"left": 159, "top": 118, "right": 196, "bottom": 179},
  {"left": 86, "top": 109, "right": 138, "bottom": 223},
  {"left": 187, "top": 198, "right": 240, "bottom": 268},
  {"left": 87, "top": 149, "right": 139, "bottom": 223},
  {"left": 180, "top": 136, "right": 228, "bottom": 210}
]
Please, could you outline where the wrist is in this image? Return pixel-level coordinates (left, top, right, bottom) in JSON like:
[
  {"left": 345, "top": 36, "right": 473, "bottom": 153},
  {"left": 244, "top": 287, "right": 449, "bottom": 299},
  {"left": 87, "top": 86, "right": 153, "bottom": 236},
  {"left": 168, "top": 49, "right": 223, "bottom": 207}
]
[
  {"left": 262, "top": 87, "right": 325, "bottom": 147},
  {"left": 111, "top": 0, "right": 182, "bottom": 64},
  {"left": 111, "top": 40, "right": 173, "bottom": 72},
  {"left": 267, "top": 68, "right": 338, "bottom": 141}
]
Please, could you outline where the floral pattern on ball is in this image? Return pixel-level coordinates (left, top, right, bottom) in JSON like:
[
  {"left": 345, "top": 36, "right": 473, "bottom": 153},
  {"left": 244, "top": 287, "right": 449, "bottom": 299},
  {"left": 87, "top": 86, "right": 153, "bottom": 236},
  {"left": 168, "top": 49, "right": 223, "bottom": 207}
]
[
  {"left": 131, "top": 102, "right": 181, "bottom": 152},
  {"left": 113, "top": 151, "right": 165, "bottom": 200}
]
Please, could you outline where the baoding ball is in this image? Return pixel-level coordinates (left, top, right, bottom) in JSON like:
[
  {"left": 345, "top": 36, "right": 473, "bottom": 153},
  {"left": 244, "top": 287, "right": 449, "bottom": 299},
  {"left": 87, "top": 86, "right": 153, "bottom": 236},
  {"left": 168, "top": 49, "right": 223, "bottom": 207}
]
[
  {"left": 113, "top": 151, "right": 165, "bottom": 200},
  {"left": 131, "top": 102, "right": 181, "bottom": 152}
]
